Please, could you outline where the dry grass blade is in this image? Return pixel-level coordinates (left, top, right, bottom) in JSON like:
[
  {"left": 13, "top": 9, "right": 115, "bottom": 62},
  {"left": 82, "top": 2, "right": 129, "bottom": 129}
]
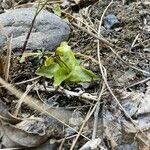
[
  {"left": 58, "top": 137, "right": 66, "bottom": 150},
  {"left": 31, "top": 85, "right": 98, "bottom": 102},
  {"left": 0, "top": 55, "right": 5, "bottom": 79},
  {"left": 14, "top": 81, "right": 37, "bottom": 116},
  {"left": 0, "top": 76, "right": 40, "bottom": 88},
  {"left": 4, "top": 35, "right": 12, "bottom": 82},
  {"left": 126, "top": 76, "right": 150, "bottom": 89},
  {"left": 92, "top": 82, "right": 105, "bottom": 139},
  {"left": 0, "top": 54, "right": 5, "bottom": 95},
  {"left": 72, "top": 22, "right": 114, "bottom": 48},
  {"left": 0, "top": 148, "right": 21, "bottom": 150},
  {"left": 0, "top": 25, "right": 9, "bottom": 81}
]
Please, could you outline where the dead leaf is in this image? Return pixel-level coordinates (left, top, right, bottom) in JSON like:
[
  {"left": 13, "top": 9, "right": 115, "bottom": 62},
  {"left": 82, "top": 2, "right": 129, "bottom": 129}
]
[
  {"left": 113, "top": 69, "right": 136, "bottom": 87},
  {"left": 122, "top": 119, "right": 150, "bottom": 145},
  {"left": 139, "top": 144, "right": 150, "bottom": 150},
  {"left": 0, "top": 100, "right": 21, "bottom": 124},
  {"left": 1, "top": 120, "right": 48, "bottom": 148}
]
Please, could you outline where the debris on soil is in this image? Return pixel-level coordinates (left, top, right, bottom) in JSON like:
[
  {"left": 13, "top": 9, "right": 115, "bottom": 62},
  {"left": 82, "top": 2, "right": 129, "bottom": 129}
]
[{"left": 0, "top": 0, "right": 150, "bottom": 149}]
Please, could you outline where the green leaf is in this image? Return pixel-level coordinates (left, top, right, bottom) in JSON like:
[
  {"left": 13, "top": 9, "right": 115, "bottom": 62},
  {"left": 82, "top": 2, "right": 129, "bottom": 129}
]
[
  {"left": 56, "top": 42, "right": 77, "bottom": 69},
  {"left": 53, "top": 67, "right": 70, "bottom": 87},
  {"left": 53, "top": 4, "right": 61, "bottom": 17},
  {"left": 36, "top": 58, "right": 59, "bottom": 79},
  {"left": 68, "top": 66, "right": 98, "bottom": 83},
  {"left": 81, "top": 67, "right": 98, "bottom": 80},
  {"left": 44, "top": 57, "right": 54, "bottom": 66}
]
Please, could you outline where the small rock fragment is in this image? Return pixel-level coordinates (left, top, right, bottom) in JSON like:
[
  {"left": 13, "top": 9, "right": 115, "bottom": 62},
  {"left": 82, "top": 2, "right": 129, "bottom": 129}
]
[
  {"left": 104, "top": 14, "right": 120, "bottom": 29},
  {"left": 65, "top": 127, "right": 76, "bottom": 137}
]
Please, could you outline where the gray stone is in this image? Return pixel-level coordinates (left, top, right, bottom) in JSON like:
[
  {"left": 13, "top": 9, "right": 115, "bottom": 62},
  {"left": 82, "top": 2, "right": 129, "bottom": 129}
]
[
  {"left": 0, "top": 7, "right": 70, "bottom": 51},
  {"left": 118, "top": 143, "right": 138, "bottom": 150},
  {"left": 104, "top": 14, "right": 120, "bottom": 29}
]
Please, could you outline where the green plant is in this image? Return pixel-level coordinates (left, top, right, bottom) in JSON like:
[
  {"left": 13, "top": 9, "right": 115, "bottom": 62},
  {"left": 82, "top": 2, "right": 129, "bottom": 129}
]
[
  {"left": 36, "top": 42, "right": 98, "bottom": 87},
  {"left": 53, "top": 4, "right": 61, "bottom": 16}
]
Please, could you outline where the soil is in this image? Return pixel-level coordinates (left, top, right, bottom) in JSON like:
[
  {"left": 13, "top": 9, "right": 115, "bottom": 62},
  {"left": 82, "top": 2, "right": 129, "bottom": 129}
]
[{"left": 0, "top": 0, "right": 150, "bottom": 149}]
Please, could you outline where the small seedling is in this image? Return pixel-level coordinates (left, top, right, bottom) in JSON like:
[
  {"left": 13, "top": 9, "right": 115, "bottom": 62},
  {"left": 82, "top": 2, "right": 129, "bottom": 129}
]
[{"left": 36, "top": 42, "right": 99, "bottom": 87}]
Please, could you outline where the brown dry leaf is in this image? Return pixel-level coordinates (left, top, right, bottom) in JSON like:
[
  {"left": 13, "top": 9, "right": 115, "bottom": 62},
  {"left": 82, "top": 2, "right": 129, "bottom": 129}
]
[
  {"left": 1, "top": 120, "right": 48, "bottom": 148},
  {"left": 117, "top": 88, "right": 150, "bottom": 145},
  {"left": 0, "top": 100, "right": 21, "bottom": 124},
  {"left": 122, "top": 120, "right": 150, "bottom": 146},
  {"left": 139, "top": 144, "right": 150, "bottom": 150}
]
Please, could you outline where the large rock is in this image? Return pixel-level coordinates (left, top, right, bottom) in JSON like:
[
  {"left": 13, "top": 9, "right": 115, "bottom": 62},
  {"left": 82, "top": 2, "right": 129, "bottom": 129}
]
[{"left": 0, "top": 8, "right": 70, "bottom": 51}]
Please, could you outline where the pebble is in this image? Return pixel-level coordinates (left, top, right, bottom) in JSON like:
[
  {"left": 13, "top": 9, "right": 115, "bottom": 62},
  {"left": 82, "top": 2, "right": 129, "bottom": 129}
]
[
  {"left": 104, "top": 14, "right": 120, "bottom": 29},
  {"left": 0, "top": 7, "right": 70, "bottom": 51},
  {"left": 118, "top": 143, "right": 138, "bottom": 150}
]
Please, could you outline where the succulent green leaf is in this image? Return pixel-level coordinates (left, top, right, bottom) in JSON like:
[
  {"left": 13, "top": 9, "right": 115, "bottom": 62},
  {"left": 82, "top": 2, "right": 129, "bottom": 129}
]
[
  {"left": 53, "top": 67, "right": 70, "bottom": 87},
  {"left": 36, "top": 58, "right": 59, "bottom": 79},
  {"left": 53, "top": 4, "right": 61, "bottom": 17},
  {"left": 44, "top": 57, "right": 54, "bottom": 66},
  {"left": 68, "top": 66, "right": 98, "bottom": 83},
  {"left": 56, "top": 42, "right": 77, "bottom": 69}
]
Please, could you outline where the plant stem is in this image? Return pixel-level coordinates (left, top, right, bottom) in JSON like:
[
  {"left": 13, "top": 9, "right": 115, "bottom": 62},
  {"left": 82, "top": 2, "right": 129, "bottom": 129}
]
[
  {"left": 21, "top": 14, "right": 37, "bottom": 54},
  {"left": 21, "top": 0, "right": 49, "bottom": 54}
]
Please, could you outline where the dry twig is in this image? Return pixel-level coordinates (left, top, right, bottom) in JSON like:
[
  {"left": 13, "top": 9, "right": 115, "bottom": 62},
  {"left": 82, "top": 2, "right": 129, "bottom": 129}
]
[
  {"left": 31, "top": 85, "right": 98, "bottom": 102},
  {"left": 92, "top": 82, "right": 105, "bottom": 139},
  {"left": 14, "top": 81, "right": 38, "bottom": 116}
]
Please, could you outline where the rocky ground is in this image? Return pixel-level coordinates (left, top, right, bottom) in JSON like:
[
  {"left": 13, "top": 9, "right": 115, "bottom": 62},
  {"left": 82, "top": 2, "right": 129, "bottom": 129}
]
[{"left": 0, "top": 0, "right": 150, "bottom": 149}]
